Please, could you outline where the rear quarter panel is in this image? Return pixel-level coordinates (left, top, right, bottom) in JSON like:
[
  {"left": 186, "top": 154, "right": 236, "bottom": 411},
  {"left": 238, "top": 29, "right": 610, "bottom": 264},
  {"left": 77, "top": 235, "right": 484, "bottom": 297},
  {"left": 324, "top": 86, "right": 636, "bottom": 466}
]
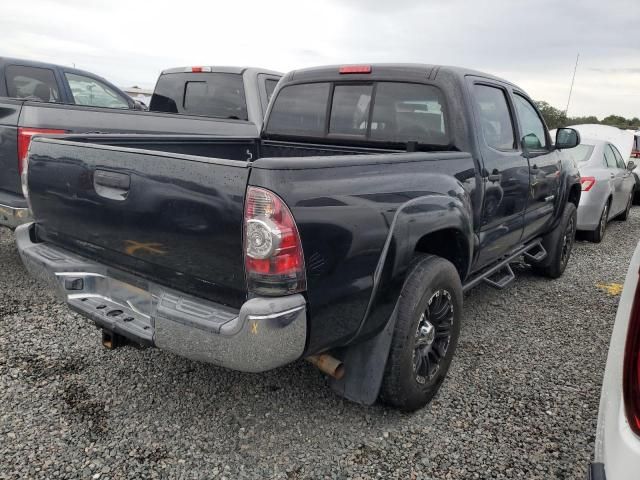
[{"left": 250, "top": 152, "right": 477, "bottom": 353}]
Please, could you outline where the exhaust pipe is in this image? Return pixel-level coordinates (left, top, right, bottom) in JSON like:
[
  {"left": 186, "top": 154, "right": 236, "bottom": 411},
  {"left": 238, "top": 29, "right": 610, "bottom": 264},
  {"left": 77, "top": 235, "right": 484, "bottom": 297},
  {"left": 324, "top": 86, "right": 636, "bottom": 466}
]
[{"left": 306, "top": 354, "right": 345, "bottom": 380}]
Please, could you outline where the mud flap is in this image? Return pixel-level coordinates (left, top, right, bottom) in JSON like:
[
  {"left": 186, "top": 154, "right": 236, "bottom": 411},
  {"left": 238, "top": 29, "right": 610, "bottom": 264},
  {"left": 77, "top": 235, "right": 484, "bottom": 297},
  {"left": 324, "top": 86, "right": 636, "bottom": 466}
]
[{"left": 328, "top": 305, "right": 398, "bottom": 405}]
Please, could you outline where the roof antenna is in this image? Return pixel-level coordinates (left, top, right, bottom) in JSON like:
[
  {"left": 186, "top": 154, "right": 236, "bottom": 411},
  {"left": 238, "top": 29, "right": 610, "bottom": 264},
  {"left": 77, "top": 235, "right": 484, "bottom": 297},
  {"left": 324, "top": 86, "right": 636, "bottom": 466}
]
[{"left": 564, "top": 53, "right": 579, "bottom": 120}]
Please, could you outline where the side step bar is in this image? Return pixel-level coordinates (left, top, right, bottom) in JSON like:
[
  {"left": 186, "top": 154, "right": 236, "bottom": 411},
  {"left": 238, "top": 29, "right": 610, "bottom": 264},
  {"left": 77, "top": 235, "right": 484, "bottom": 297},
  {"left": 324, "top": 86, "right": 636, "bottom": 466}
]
[
  {"left": 462, "top": 239, "right": 547, "bottom": 293},
  {"left": 483, "top": 264, "right": 515, "bottom": 289}
]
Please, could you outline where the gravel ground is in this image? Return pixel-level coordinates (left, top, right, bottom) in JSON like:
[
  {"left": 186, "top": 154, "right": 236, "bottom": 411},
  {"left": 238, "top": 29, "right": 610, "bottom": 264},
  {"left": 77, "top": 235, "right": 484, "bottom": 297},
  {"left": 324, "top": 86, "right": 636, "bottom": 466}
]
[{"left": 1, "top": 208, "right": 639, "bottom": 480}]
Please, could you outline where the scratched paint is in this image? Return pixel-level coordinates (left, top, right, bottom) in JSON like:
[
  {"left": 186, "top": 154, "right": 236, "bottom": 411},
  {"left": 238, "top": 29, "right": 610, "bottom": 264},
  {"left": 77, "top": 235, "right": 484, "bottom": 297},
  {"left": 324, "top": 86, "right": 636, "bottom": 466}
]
[{"left": 596, "top": 282, "right": 624, "bottom": 296}]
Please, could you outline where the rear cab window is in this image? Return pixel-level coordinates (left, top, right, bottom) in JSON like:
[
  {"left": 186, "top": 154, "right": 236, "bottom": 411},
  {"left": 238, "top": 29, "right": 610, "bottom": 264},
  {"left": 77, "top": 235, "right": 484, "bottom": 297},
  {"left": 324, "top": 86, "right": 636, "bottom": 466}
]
[
  {"left": 150, "top": 72, "right": 248, "bottom": 120},
  {"left": 265, "top": 81, "right": 449, "bottom": 147},
  {"left": 5, "top": 65, "right": 61, "bottom": 103}
]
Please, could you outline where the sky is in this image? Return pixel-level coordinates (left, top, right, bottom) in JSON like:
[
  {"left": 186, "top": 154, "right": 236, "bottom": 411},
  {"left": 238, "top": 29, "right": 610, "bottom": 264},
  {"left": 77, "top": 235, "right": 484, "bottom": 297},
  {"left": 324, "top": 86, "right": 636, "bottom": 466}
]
[{"left": 1, "top": 0, "right": 638, "bottom": 119}]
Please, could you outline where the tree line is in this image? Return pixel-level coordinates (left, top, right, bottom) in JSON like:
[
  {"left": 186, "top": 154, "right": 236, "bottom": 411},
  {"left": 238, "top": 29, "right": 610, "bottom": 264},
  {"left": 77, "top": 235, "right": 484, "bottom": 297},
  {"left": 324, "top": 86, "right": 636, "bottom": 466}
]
[{"left": 535, "top": 101, "right": 640, "bottom": 131}]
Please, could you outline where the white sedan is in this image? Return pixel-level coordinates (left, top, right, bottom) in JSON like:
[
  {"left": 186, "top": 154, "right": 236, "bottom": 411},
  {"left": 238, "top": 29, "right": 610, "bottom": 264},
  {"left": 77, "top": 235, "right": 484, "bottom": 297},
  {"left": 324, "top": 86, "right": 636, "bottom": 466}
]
[{"left": 591, "top": 241, "right": 640, "bottom": 479}]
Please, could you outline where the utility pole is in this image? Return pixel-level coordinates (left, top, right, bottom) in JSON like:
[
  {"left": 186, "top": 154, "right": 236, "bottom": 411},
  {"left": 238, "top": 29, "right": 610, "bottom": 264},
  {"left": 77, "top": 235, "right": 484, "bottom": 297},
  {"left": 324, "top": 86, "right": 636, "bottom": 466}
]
[{"left": 564, "top": 53, "right": 580, "bottom": 119}]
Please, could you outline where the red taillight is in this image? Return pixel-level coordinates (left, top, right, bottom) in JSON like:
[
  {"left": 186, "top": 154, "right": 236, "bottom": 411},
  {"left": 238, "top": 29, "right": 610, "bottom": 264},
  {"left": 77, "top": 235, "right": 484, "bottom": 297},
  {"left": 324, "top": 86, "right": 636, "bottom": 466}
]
[
  {"left": 17, "top": 128, "right": 66, "bottom": 175},
  {"left": 623, "top": 264, "right": 640, "bottom": 437},
  {"left": 244, "top": 186, "right": 306, "bottom": 296},
  {"left": 190, "top": 66, "right": 211, "bottom": 73},
  {"left": 580, "top": 176, "right": 596, "bottom": 192},
  {"left": 339, "top": 65, "right": 372, "bottom": 74}
]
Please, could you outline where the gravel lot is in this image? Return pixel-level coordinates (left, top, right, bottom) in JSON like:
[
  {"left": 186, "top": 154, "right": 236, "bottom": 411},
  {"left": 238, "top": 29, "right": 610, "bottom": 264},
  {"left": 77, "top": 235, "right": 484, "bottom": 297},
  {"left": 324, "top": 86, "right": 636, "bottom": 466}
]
[{"left": 1, "top": 208, "right": 638, "bottom": 479}]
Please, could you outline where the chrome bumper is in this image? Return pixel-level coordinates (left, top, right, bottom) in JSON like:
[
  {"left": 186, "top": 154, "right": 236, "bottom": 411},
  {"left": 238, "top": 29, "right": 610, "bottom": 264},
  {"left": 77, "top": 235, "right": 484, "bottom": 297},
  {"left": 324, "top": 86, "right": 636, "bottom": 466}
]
[
  {"left": 15, "top": 223, "right": 307, "bottom": 372},
  {"left": 0, "top": 203, "right": 31, "bottom": 229}
]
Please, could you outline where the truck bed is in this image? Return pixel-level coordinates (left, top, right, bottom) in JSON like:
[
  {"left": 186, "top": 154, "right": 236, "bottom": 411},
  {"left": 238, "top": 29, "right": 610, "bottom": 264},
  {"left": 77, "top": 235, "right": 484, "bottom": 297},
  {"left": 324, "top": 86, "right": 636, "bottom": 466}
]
[{"left": 26, "top": 134, "right": 475, "bottom": 351}]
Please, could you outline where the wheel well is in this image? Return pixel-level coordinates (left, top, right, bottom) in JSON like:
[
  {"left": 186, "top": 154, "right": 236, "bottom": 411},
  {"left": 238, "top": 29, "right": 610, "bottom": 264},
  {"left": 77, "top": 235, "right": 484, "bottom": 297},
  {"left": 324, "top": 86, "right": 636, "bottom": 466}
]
[
  {"left": 414, "top": 229, "right": 468, "bottom": 280},
  {"left": 568, "top": 183, "right": 581, "bottom": 208}
]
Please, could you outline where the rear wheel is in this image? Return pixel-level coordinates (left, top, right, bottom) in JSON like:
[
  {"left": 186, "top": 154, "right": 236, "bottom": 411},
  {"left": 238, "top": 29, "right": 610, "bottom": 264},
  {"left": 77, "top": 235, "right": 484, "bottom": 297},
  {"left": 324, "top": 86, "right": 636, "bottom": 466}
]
[
  {"left": 585, "top": 201, "right": 609, "bottom": 243},
  {"left": 531, "top": 202, "right": 577, "bottom": 278},
  {"left": 380, "top": 255, "right": 462, "bottom": 412}
]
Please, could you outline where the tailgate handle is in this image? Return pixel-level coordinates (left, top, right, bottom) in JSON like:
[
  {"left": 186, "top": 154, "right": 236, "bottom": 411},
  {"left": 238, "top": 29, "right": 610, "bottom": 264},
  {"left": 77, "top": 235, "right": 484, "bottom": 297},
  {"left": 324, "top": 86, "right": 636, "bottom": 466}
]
[{"left": 94, "top": 170, "right": 130, "bottom": 200}]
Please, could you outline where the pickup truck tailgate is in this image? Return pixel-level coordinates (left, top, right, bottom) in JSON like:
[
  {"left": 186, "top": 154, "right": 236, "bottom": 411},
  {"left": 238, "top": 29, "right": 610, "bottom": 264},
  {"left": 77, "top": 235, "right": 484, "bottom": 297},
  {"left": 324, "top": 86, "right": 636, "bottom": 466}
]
[{"left": 26, "top": 137, "right": 252, "bottom": 308}]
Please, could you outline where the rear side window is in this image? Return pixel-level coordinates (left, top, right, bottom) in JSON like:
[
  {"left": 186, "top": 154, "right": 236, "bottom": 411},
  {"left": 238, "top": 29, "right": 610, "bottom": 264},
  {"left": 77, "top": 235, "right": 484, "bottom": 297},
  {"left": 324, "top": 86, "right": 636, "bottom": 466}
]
[
  {"left": 5, "top": 65, "right": 60, "bottom": 103},
  {"left": 150, "top": 73, "right": 248, "bottom": 120},
  {"left": 266, "top": 81, "right": 448, "bottom": 145},
  {"left": 65, "top": 73, "right": 130, "bottom": 109},
  {"left": 265, "top": 79, "right": 279, "bottom": 103},
  {"left": 604, "top": 144, "right": 617, "bottom": 168},
  {"left": 611, "top": 144, "right": 626, "bottom": 169},
  {"left": 473, "top": 84, "right": 515, "bottom": 150},
  {"left": 266, "top": 83, "right": 330, "bottom": 136}
]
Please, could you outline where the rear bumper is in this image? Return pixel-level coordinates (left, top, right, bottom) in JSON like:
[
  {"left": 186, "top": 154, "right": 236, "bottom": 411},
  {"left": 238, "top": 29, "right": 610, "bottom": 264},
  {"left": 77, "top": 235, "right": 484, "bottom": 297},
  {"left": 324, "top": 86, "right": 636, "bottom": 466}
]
[
  {"left": 15, "top": 223, "right": 307, "bottom": 372},
  {"left": 0, "top": 189, "right": 31, "bottom": 229}
]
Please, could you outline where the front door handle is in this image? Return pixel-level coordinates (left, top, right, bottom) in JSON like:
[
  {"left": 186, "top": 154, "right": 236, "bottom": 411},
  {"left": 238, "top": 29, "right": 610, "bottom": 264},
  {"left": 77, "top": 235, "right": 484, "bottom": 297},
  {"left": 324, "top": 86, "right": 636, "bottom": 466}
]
[{"left": 94, "top": 170, "right": 130, "bottom": 200}]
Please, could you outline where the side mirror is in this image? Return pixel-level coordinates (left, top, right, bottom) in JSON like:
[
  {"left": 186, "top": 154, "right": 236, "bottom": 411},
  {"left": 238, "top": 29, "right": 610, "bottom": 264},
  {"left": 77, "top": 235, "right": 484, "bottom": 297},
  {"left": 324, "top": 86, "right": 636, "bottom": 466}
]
[
  {"left": 555, "top": 128, "right": 580, "bottom": 149},
  {"left": 628, "top": 160, "right": 637, "bottom": 171}
]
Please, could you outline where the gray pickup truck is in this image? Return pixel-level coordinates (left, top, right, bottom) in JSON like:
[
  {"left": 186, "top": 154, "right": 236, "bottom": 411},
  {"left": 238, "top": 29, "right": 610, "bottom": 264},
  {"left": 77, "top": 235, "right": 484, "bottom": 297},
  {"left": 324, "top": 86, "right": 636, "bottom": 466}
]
[{"left": 0, "top": 58, "right": 281, "bottom": 228}]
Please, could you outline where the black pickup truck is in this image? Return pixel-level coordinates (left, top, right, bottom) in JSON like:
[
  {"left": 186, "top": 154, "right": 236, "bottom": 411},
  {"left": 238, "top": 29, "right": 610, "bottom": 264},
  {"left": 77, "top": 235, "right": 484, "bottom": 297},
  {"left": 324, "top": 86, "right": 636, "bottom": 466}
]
[
  {"left": 0, "top": 58, "right": 280, "bottom": 228},
  {"left": 16, "top": 64, "right": 582, "bottom": 411}
]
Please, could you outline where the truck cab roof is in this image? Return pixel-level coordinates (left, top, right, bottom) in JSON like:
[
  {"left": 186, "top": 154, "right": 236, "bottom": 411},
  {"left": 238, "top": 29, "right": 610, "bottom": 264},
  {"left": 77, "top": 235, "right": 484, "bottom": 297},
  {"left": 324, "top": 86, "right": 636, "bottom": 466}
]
[
  {"left": 283, "top": 63, "right": 516, "bottom": 87},
  {"left": 159, "top": 66, "right": 283, "bottom": 76}
]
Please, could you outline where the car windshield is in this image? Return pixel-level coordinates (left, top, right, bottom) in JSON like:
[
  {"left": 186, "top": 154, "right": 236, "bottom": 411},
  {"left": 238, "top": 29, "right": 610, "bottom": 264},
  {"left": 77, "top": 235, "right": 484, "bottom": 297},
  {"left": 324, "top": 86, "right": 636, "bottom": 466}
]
[{"left": 566, "top": 143, "right": 594, "bottom": 163}]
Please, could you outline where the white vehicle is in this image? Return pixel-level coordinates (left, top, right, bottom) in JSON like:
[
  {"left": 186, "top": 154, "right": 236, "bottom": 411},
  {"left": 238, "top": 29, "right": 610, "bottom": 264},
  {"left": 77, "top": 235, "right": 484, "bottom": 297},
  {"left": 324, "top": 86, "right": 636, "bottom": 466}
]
[{"left": 591, "top": 241, "right": 640, "bottom": 479}]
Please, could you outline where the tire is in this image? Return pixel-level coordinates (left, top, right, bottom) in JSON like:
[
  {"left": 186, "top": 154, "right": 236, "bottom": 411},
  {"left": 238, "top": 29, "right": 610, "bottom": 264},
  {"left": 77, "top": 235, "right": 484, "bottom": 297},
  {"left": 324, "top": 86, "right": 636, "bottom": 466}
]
[
  {"left": 532, "top": 202, "right": 577, "bottom": 278},
  {"left": 380, "top": 254, "right": 462, "bottom": 412},
  {"left": 616, "top": 191, "right": 633, "bottom": 221},
  {"left": 585, "top": 201, "right": 609, "bottom": 243}
]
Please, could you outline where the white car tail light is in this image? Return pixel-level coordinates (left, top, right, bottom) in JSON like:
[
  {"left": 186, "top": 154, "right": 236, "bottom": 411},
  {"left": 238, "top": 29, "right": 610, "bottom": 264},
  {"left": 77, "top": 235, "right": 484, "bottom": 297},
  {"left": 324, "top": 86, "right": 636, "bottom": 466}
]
[{"left": 244, "top": 186, "right": 306, "bottom": 296}]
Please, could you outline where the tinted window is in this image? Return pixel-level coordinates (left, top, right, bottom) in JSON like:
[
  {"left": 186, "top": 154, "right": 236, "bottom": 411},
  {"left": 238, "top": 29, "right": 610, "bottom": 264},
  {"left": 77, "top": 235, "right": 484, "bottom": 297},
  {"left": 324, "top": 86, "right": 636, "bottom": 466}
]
[
  {"left": 265, "top": 79, "right": 279, "bottom": 103},
  {"left": 65, "top": 73, "right": 129, "bottom": 109},
  {"left": 266, "top": 83, "right": 330, "bottom": 136},
  {"left": 329, "top": 84, "right": 373, "bottom": 136},
  {"left": 513, "top": 94, "right": 547, "bottom": 150},
  {"left": 369, "top": 83, "right": 447, "bottom": 145},
  {"left": 150, "top": 73, "right": 247, "bottom": 120},
  {"left": 5, "top": 65, "right": 60, "bottom": 103},
  {"left": 604, "top": 144, "right": 617, "bottom": 168},
  {"left": 473, "top": 85, "right": 515, "bottom": 150}
]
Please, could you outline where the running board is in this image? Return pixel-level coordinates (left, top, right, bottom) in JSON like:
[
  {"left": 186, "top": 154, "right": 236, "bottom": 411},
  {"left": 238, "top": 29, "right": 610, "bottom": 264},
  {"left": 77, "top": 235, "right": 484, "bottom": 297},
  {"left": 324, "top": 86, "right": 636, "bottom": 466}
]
[
  {"left": 483, "top": 264, "right": 515, "bottom": 289},
  {"left": 462, "top": 239, "right": 546, "bottom": 293}
]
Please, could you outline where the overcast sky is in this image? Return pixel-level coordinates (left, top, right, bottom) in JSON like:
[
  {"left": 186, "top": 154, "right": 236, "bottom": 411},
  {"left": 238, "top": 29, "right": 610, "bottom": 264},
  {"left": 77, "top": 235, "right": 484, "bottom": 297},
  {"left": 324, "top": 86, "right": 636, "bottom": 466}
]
[{"left": 1, "top": 0, "right": 638, "bottom": 118}]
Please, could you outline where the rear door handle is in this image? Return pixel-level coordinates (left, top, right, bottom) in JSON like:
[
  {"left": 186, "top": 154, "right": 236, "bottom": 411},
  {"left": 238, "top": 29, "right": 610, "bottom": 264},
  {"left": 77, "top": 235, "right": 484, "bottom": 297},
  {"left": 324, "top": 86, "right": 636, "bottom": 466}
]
[{"left": 94, "top": 170, "right": 130, "bottom": 200}]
